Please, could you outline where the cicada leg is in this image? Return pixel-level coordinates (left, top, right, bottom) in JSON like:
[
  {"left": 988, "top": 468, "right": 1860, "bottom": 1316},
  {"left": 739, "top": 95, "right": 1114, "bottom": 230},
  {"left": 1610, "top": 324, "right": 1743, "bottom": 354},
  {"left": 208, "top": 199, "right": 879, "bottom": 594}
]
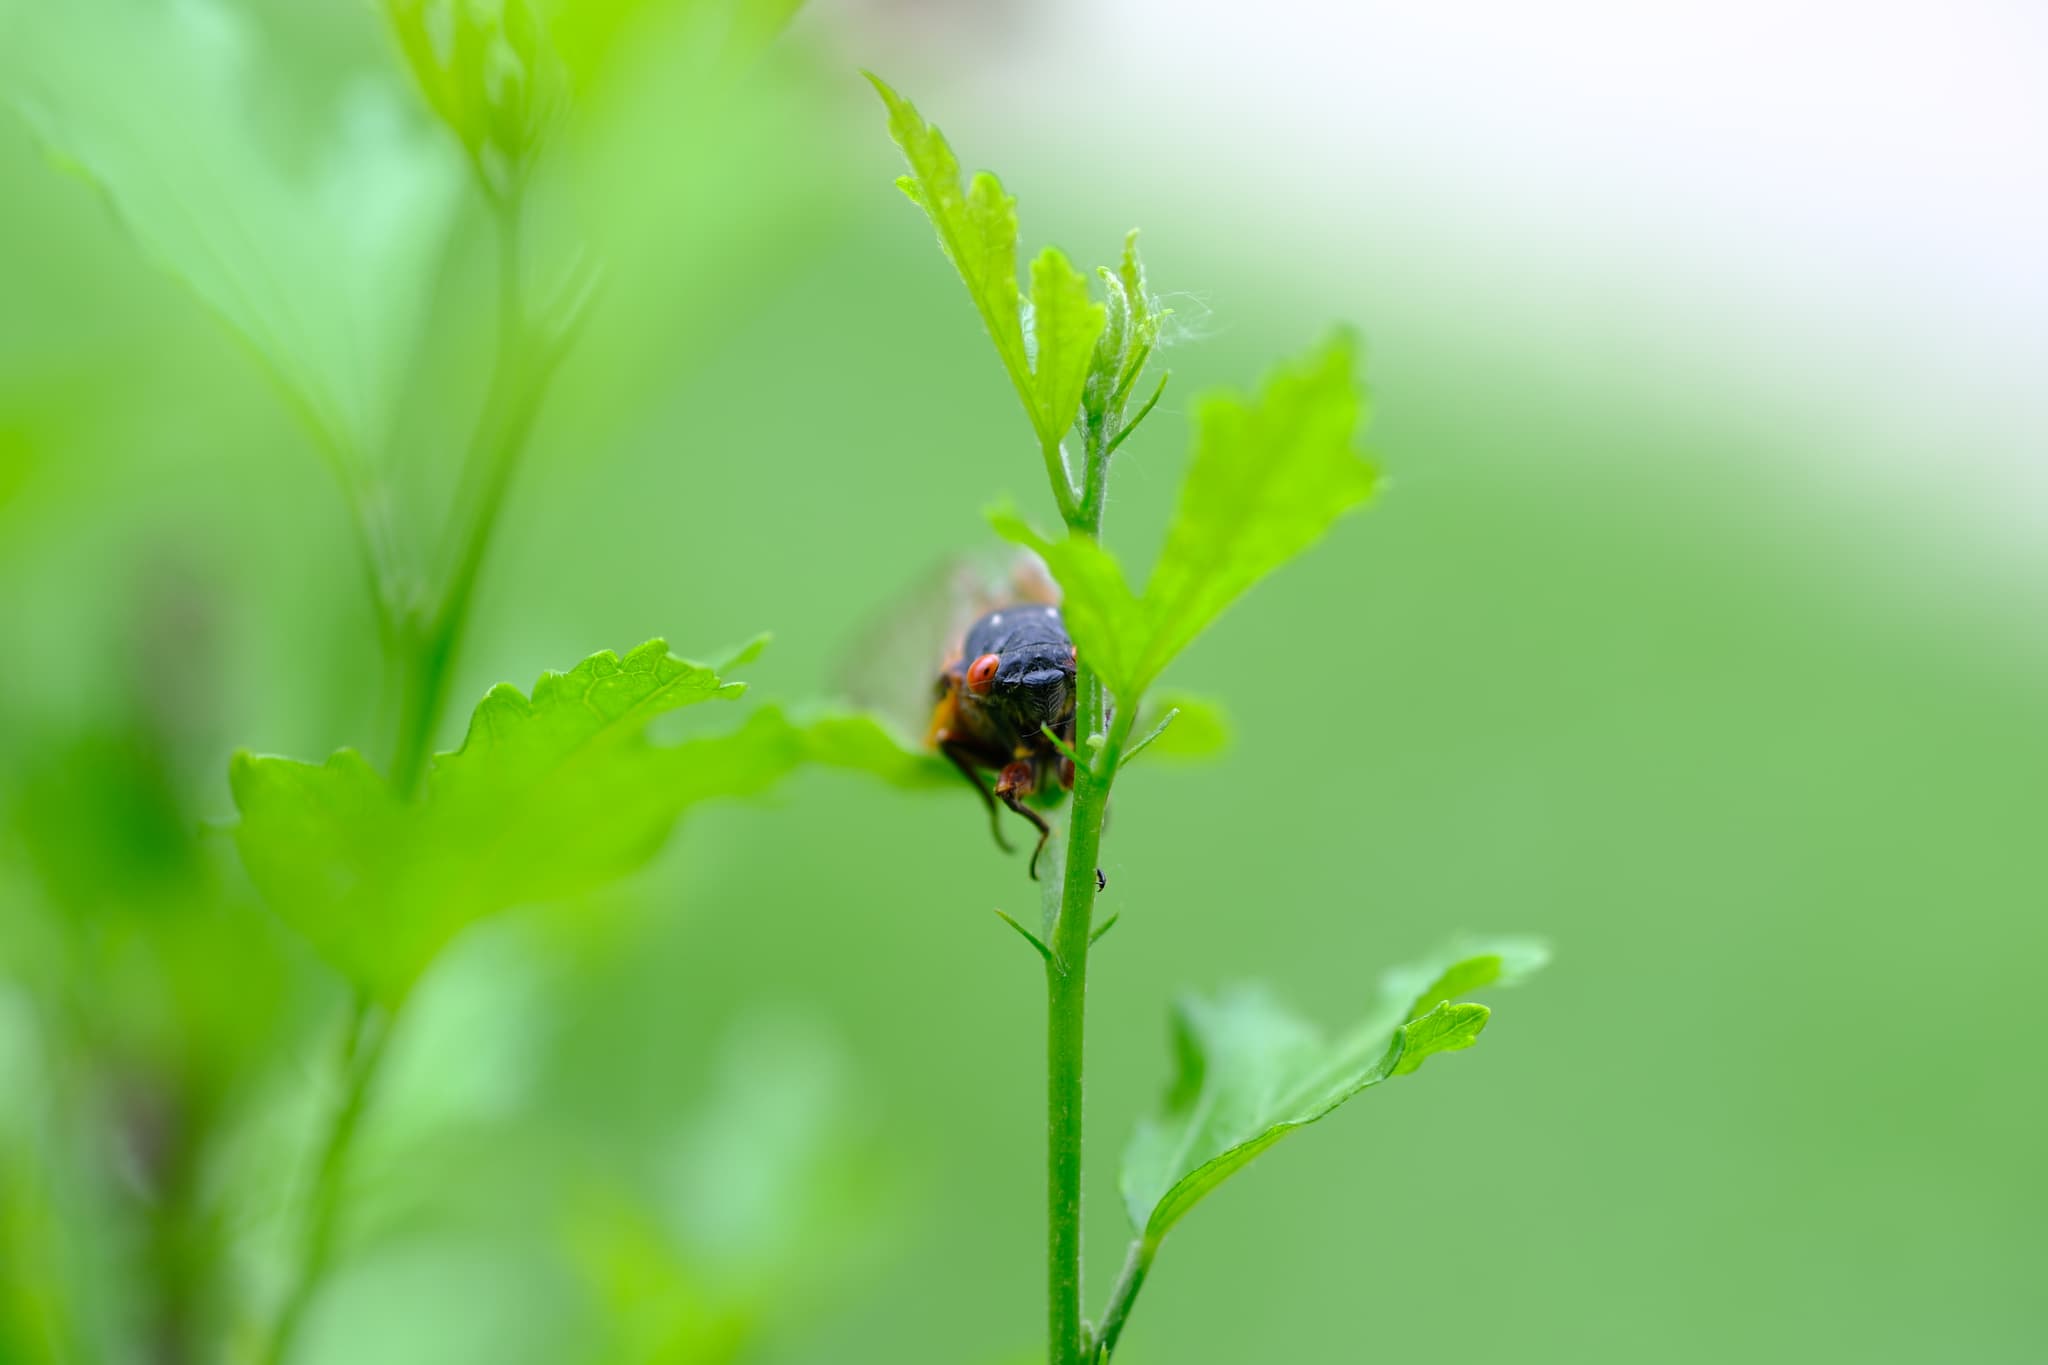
[
  {"left": 941, "top": 739, "right": 1013, "bottom": 855},
  {"left": 995, "top": 758, "right": 1055, "bottom": 880}
]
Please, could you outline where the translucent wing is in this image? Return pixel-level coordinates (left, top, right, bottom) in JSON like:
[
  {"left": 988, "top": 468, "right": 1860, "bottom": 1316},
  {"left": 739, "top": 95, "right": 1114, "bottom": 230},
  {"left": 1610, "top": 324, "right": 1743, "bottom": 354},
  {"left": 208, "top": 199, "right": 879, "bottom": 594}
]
[{"left": 834, "top": 550, "right": 1059, "bottom": 745}]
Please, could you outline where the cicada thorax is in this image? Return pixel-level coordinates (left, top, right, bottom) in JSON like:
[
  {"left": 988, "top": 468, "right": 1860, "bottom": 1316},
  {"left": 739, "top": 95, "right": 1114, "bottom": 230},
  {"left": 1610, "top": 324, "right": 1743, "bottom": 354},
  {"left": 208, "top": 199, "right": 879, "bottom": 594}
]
[{"left": 841, "top": 551, "right": 1059, "bottom": 736}]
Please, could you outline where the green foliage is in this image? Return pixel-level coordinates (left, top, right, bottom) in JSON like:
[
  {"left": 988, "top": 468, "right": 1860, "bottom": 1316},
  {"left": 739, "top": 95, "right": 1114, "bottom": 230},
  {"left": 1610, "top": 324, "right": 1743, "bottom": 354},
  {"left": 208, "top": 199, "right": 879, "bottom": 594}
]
[
  {"left": 994, "top": 333, "right": 1377, "bottom": 702},
  {"left": 384, "top": 0, "right": 563, "bottom": 203},
  {"left": 0, "top": 0, "right": 461, "bottom": 464},
  {"left": 231, "top": 641, "right": 771, "bottom": 1004},
  {"left": 1119, "top": 940, "right": 1547, "bottom": 1248},
  {"left": 785, "top": 711, "right": 955, "bottom": 790},
  {"left": 1030, "top": 249, "right": 1107, "bottom": 453},
  {"left": 868, "top": 76, "right": 1106, "bottom": 470},
  {"left": 1123, "top": 694, "right": 1232, "bottom": 763},
  {"left": 232, "top": 640, "right": 945, "bottom": 1004},
  {"left": 1082, "top": 231, "right": 1168, "bottom": 455},
  {"left": 569, "top": 1011, "right": 878, "bottom": 1360}
]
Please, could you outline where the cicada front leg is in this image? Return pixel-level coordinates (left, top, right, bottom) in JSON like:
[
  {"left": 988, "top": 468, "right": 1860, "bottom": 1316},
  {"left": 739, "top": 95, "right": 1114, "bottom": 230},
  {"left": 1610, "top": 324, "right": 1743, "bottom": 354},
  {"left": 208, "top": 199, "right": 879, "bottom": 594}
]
[{"left": 995, "top": 757, "right": 1054, "bottom": 880}]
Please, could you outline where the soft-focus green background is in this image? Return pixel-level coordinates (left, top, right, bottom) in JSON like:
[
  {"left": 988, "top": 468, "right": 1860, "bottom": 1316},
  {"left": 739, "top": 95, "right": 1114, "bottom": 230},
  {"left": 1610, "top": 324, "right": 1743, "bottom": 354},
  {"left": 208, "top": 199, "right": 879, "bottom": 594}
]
[{"left": 2, "top": 1, "right": 2043, "bottom": 1362}]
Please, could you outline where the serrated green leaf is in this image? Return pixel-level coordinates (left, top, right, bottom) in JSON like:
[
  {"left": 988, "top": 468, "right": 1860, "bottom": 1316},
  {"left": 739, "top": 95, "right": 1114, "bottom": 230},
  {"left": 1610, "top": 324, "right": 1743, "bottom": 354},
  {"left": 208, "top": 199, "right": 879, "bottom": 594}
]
[
  {"left": 0, "top": 0, "right": 462, "bottom": 462},
  {"left": 1385, "top": 937, "right": 1553, "bottom": 1029},
  {"left": 995, "top": 334, "right": 1375, "bottom": 704},
  {"left": 1133, "top": 332, "right": 1376, "bottom": 690},
  {"left": 870, "top": 76, "right": 1105, "bottom": 459},
  {"left": 870, "top": 77, "right": 1029, "bottom": 409},
  {"left": 1028, "top": 246, "right": 1107, "bottom": 444},
  {"left": 1119, "top": 939, "right": 1545, "bottom": 1248},
  {"left": 229, "top": 641, "right": 768, "bottom": 1004},
  {"left": 1391, "top": 999, "right": 1490, "bottom": 1076}
]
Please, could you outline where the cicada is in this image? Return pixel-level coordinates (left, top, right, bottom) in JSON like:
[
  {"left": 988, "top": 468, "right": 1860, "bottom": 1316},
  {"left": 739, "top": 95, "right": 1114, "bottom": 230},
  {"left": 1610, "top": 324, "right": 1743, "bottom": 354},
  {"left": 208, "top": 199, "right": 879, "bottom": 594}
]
[
  {"left": 843, "top": 555, "right": 1082, "bottom": 877},
  {"left": 928, "top": 592, "right": 1078, "bottom": 878}
]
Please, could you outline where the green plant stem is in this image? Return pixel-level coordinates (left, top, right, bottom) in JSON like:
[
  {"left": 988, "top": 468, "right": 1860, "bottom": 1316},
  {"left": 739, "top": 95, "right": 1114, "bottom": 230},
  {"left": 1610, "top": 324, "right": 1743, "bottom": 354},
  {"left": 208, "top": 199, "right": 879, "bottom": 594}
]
[
  {"left": 1041, "top": 436, "right": 1081, "bottom": 523},
  {"left": 1092, "top": 1238, "right": 1157, "bottom": 1359},
  {"left": 262, "top": 996, "right": 390, "bottom": 1365},
  {"left": 1074, "top": 449, "right": 1107, "bottom": 537},
  {"left": 276, "top": 199, "right": 556, "bottom": 1362},
  {"left": 1044, "top": 704, "right": 1104, "bottom": 1362},
  {"left": 1046, "top": 678, "right": 1137, "bottom": 1364},
  {"left": 390, "top": 202, "right": 560, "bottom": 795},
  {"left": 1042, "top": 395, "right": 1143, "bottom": 1362}
]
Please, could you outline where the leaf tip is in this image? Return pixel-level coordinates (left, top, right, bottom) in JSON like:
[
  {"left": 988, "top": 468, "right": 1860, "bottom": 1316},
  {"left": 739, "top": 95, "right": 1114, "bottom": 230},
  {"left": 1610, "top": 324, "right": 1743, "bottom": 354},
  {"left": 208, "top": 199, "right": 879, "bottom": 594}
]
[
  {"left": 715, "top": 631, "right": 772, "bottom": 673},
  {"left": 861, "top": 69, "right": 902, "bottom": 106},
  {"left": 984, "top": 498, "right": 1042, "bottom": 546}
]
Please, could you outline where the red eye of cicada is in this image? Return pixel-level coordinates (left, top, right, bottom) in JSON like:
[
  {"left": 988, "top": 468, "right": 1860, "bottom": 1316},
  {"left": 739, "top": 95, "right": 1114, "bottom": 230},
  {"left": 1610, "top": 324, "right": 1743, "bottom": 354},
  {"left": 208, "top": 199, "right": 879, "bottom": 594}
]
[{"left": 966, "top": 653, "right": 1001, "bottom": 693}]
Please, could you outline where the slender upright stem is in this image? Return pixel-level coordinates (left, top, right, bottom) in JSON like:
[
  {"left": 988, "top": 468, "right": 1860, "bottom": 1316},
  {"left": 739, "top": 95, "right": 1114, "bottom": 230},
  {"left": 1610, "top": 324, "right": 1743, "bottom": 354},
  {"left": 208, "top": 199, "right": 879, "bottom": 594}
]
[
  {"left": 390, "top": 203, "right": 549, "bottom": 794},
  {"left": 269, "top": 192, "right": 577, "bottom": 1362},
  {"left": 261, "top": 998, "right": 389, "bottom": 1365},
  {"left": 1045, "top": 697, "right": 1106, "bottom": 1362},
  {"left": 1041, "top": 380, "right": 1144, "bottom": 1363},
  {"left": 1044, "top": 698, "right": 1135, "bottom": 1363},
  {"left": 1041, "top": 436, "right": 1081, "bottom": 524}
]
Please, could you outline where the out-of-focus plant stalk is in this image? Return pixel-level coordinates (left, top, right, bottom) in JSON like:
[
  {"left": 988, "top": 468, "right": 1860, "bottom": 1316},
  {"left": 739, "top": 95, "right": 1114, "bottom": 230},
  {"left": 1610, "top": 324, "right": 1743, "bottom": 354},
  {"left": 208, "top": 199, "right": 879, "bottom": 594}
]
[
  {"left": 260, "top": 997, "right": 388, "bottom": 1365},
  {"left": 268, "top": 63, "right": 592, "bottom": 1347}
]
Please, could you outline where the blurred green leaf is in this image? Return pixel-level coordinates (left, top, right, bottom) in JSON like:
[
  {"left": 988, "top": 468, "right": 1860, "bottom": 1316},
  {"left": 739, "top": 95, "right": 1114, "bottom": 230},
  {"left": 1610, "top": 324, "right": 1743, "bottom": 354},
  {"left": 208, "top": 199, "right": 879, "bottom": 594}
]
[
  {"left": 384, "top": 0, "right": 562, "bottom": 202},
  {"left": 786, "top": 710, "right": 953, "bottom": 790},
  {"left": 229, "top": 641, "right": 762, "bottom": 1004},
  {"left": 995, "top": 334, "right": 1376, "bottom": 701},
  {"left": 0, "top": 0, "right": 462, "bottom": 462},
  {"left": 869, "top": 76, "right": 1105, "bottom": 459},
  {"left": 1120, "top": 939, "right": 1546, "bottom": 1248},
  {"left": 569, "top": 1010, "right": 877, "bottom": 1363},
  {"left": 230, "top": 649, "right": 951, "bottom": 1003}
]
